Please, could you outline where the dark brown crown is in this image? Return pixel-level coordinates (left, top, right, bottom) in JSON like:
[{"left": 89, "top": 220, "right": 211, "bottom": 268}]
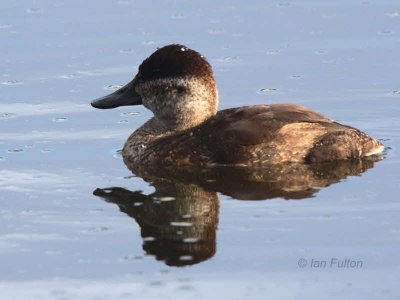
[{"left": 137, "top": 44, "right": 214, "bottom": 82}]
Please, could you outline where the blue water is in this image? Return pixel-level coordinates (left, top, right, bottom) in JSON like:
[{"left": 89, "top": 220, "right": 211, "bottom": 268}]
[{"left": 1, "top": 1, "right": 400, "bottom": 299}]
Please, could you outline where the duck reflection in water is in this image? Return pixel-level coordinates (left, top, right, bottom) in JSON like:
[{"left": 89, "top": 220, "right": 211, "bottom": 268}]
[
  {"left": 94, "top": 180, "right": 218, "bottom": 267},
  {"left": 93, "top": 156, "right": 381, "bottom": 267}
]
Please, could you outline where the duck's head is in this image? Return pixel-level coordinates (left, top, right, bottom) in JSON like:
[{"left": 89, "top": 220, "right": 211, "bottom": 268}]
[{"left": 91, "top": 44, "right": 218, "bottom": 130}]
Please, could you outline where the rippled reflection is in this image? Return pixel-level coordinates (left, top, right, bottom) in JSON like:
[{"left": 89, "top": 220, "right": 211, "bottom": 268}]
[
  {"left": 94, "top": 181, "right": 218, "bottom": 267},
  {"left": 93, "top": 156, "right": 381, "bottom": 266}
]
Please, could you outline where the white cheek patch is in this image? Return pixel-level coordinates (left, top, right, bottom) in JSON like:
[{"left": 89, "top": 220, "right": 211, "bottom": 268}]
[{"left": 137, "top": 76, "right": 218, "bottom": 115}]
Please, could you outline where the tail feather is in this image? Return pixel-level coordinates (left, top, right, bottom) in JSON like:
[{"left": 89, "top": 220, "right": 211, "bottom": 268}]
[{"left": 306, "top": 130, "right": 383, "bottom": 163}]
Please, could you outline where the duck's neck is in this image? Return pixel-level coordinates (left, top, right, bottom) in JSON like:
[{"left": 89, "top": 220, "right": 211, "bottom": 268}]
[
  {"left": 135, "top": 111, "right": 210, "bottom": 140},
  {"left": 155, "top": 108, "right": 216, "bottom": 132}
]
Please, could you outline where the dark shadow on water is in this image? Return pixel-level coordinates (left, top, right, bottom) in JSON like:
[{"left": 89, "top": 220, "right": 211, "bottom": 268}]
[{"left": 93, "top": 156, "right": 381, "bottom": 267}]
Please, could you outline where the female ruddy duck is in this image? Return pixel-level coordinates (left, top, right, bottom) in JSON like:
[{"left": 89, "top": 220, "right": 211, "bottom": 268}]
[{"left": 91, "top": 44, "right": 384, "bottom": 167}]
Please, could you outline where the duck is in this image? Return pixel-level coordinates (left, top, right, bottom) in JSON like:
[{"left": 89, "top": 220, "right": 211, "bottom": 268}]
[{"left": 91, "top": 44, "right": 384, "bottom": 167}]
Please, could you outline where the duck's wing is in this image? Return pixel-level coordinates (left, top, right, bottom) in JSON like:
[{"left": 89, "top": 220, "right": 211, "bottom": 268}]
[
  {"left": 205, "top": 104, "right": 382, "bottom": 164},
  {"left": 208, "top": 104, "right": 331, "bottom": 142},
  {"left": 201, "top": 104, "right": 328, "bottom": 164}
]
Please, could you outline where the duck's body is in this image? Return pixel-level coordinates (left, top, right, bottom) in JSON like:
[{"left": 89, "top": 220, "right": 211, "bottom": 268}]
[
  {"left": 92, "top": 44, "right": 383, "bottom": 167},
  {"left": 122, "top": 103, "right": 382, "bottom": 167}
]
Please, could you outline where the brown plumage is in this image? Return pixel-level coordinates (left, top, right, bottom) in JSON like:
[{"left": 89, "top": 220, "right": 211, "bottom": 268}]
[
  {"left": 91, "top": 44, "right": 384, "bottom": 168},
  {"left": 129, "top": 103, "right": 383, "bottom": 167},
  {"left": 138, "top": 44, "right": 213, "bottom": 82}
]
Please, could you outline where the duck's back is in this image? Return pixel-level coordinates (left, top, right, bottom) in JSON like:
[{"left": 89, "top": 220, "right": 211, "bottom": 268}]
[
  {"left": 127, "top": 104, "right": 383, "bottom": 167},
  {"left": 208, "top": 104, "right": 382, "bottom": 165}
]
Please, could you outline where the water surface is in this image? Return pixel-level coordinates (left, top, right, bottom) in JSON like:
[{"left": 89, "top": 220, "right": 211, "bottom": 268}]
[{"left": 1, "top": 1, "right": 400, "bottom": 299}]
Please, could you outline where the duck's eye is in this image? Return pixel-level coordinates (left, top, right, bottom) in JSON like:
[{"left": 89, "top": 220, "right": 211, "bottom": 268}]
[{"left": 176, "top": 86, "right": 186, "bottom": 94}]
